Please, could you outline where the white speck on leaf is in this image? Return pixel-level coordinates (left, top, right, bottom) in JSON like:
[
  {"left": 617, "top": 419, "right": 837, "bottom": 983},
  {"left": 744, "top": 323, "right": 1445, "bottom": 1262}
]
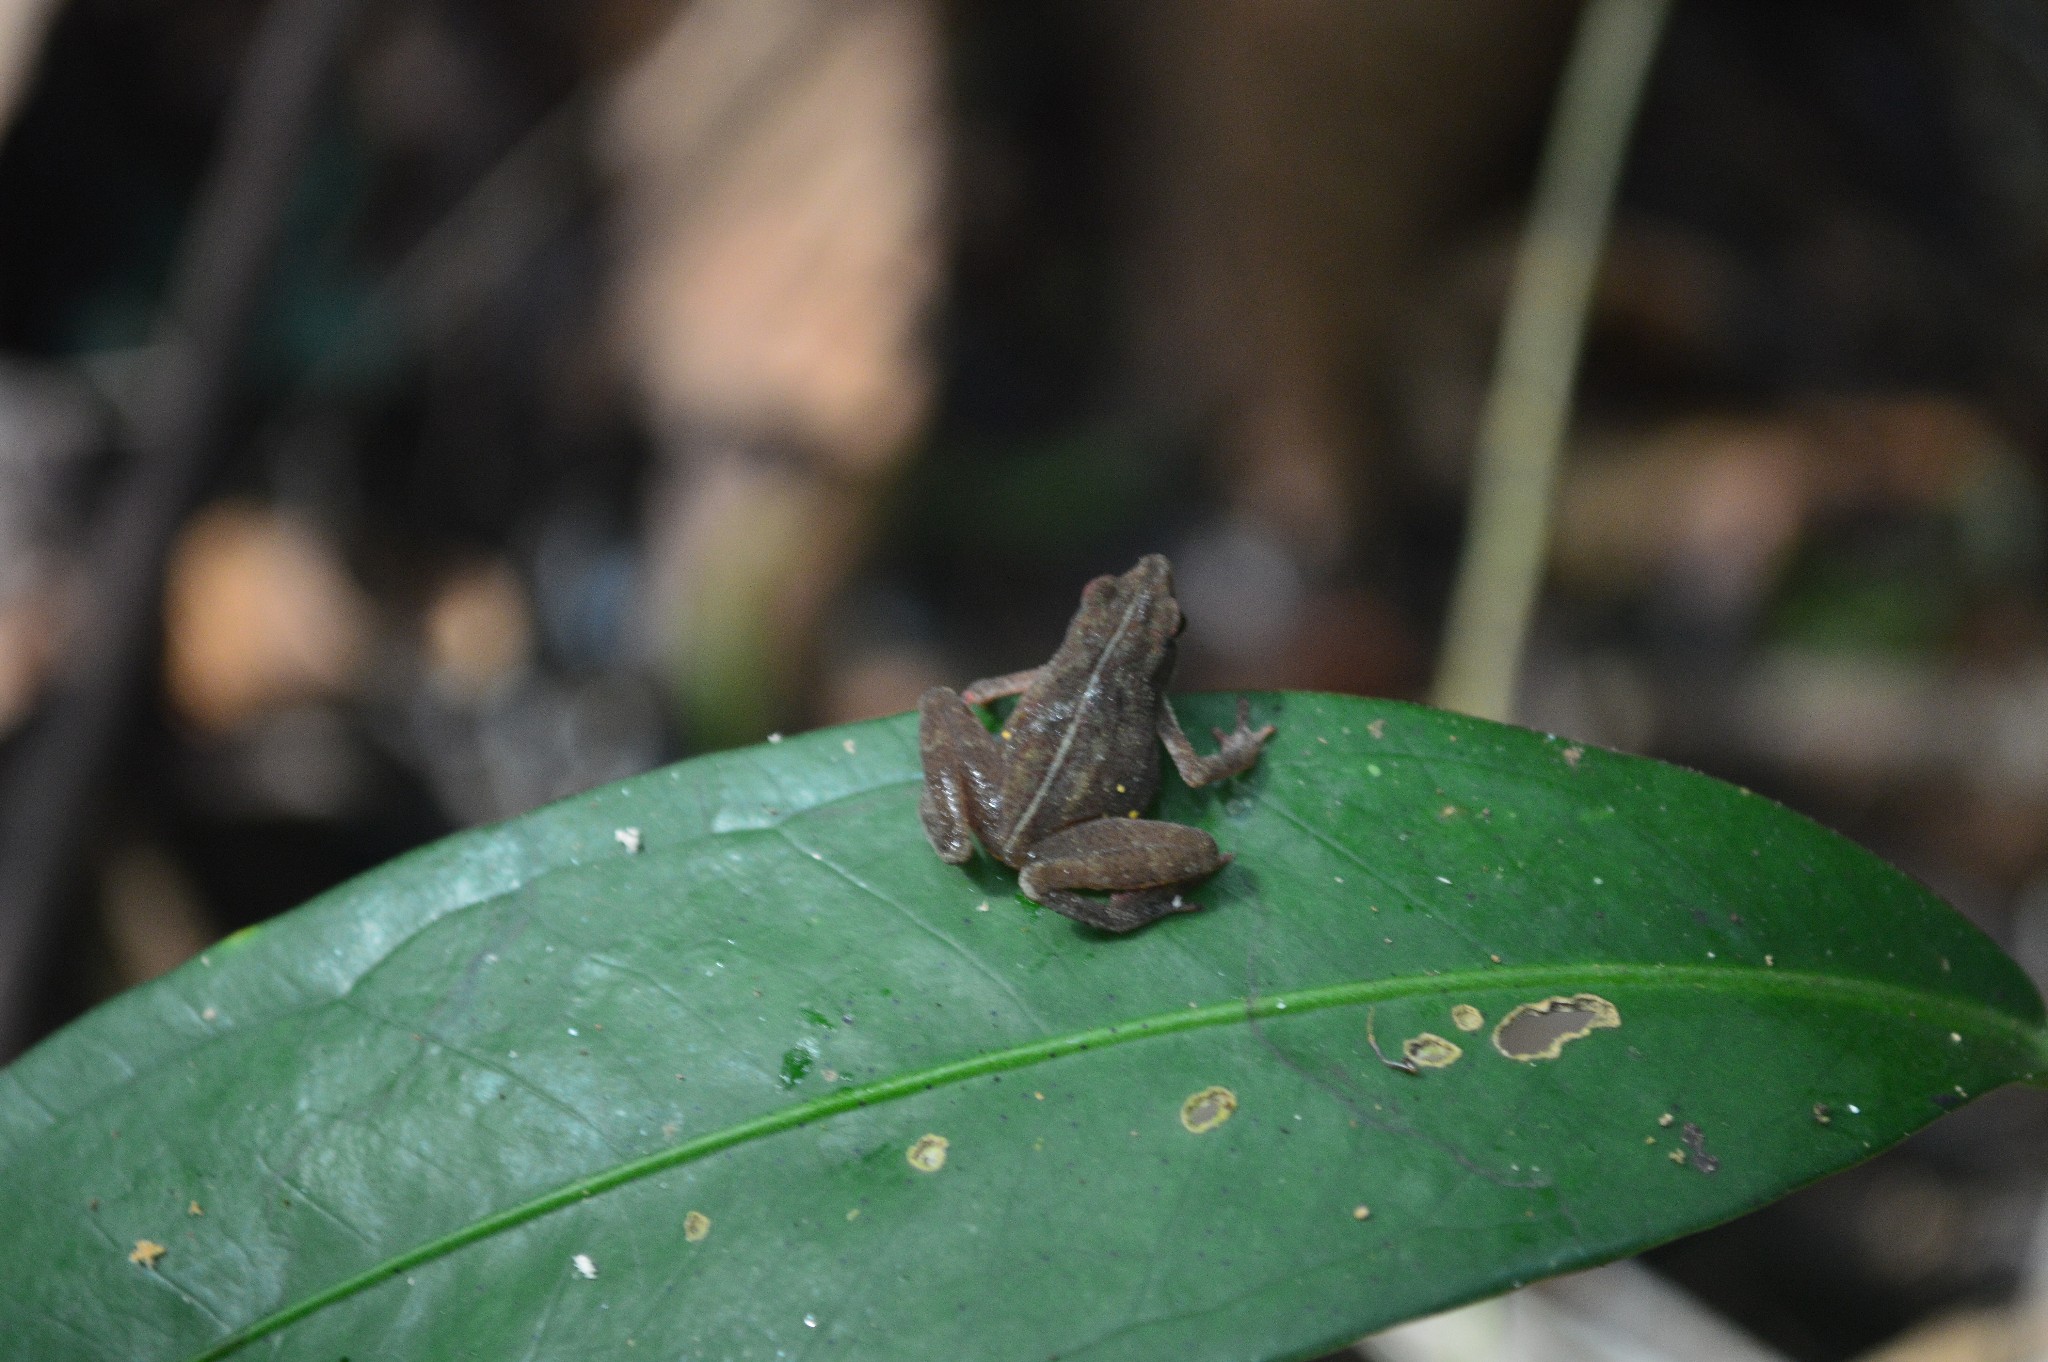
[
  {"left": 614, "top": 827, "right": 643, "bottom": 854},
  {"left": 573, "top": 1254, "right": 598, "bottom": 1279}
]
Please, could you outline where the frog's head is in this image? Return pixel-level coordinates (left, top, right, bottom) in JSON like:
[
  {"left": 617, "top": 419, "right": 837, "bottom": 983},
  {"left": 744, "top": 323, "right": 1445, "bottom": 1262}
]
[
  {"left": 1099, "top": 553, "right": 1183, "bottom": 642},
  {"left": 1058, "top": 555, "right": 1185, "bottom": 683}
]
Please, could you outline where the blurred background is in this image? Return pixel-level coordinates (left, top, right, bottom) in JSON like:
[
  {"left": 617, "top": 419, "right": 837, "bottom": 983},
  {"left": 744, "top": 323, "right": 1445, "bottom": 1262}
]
[{"left": 3, "top": 0, "right": 2048, "bottom": 1357}]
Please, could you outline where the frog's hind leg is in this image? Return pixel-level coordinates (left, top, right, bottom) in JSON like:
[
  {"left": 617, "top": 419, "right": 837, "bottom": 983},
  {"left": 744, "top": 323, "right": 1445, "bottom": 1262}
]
[
  {"left": 1048, "top": 885, "right": 1202, "bottom": 934},
  {"left": 1018, "top": 818, "right": 1225, "bottom": 932},
  {"left": 918, "top": 687, "right": 1004, "bottom": 864}
]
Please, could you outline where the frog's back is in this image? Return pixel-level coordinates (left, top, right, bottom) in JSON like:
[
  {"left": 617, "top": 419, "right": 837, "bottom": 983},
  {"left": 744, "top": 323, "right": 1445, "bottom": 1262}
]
[{"left": 991, "top": 556, "right": 1180, "bottom": 856}]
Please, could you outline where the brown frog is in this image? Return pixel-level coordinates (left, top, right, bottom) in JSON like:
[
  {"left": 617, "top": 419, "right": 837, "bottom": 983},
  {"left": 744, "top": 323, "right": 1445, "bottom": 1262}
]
[{"left": 917, "top": 554, "right": 1274, "bottom": 932}]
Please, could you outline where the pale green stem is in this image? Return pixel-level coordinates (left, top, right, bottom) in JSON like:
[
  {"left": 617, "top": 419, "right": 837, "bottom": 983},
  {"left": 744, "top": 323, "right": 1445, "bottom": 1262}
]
[{"left": 1431, "top": 0, "right": 1673, "bottom": 721}]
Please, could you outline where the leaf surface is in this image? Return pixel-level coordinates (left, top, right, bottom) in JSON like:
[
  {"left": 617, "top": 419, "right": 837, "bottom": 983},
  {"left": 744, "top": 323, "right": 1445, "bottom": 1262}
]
[{"left": 4, "top": 694, "right": 2041, "bottom": 1361}]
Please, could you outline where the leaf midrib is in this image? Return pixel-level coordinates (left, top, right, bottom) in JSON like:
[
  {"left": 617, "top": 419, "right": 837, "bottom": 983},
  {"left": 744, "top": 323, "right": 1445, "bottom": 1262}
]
[{"left": 187, "top": 961, "right": 2047, "bottom": 1361}]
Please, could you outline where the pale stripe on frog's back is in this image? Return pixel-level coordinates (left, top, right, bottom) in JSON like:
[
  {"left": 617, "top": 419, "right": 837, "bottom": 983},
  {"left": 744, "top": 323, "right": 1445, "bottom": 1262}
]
[{"left": 1000, "top": 578, "right": 1150, "bottom": 853}]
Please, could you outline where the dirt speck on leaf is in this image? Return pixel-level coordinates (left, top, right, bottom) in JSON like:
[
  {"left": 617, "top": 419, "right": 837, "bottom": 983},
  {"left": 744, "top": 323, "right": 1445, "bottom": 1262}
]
[
  {"left": 1402, "top": 1033, "right": 1464, "bottom": 1069},
  {"left": 684, "top": 1211, "right": 711, "bottom": 1242},
  {"left": 1450, "top": 1004, "right": 1483, "bottom": 1032},
  {"left": 779, "top": 1047, "right": 814, "bottom": 1087},
  {"left": 906, "top": 1133, "right": 950, "bottom": 1172},
  {"left": 1680, "top": 1121, "right": 1720, "bottom": 1173},
  {"left": 1492, "top": 994, "right": 1620, "bottom": 1061},
  {"left": 1180, "top": 1085, "right": 1238, "bottom": 1134}
]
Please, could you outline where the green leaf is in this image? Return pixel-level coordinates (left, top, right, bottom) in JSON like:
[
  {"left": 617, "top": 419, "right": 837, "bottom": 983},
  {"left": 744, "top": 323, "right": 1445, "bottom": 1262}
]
[{"left": 5, "top": 694, "right": 2042, "bottom": 1362}]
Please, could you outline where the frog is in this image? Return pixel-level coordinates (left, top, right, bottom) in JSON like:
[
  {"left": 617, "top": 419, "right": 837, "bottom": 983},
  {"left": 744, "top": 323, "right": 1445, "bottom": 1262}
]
[{"left": 917, "top": 554, "right": 1274, "bottom": 932}]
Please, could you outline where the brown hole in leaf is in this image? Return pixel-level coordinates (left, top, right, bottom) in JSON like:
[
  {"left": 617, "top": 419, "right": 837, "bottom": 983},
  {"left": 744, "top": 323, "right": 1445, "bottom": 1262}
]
[
  {"left": 683, "top": 1210, "right": 711, "bottom": 1242},
  {"left": 1402, "top": 1033, "right": 1464, "bottom": 1069},
  {"left": 1180, "top": 1085, "right": 1238, "bottom": 1134},
  {"left": 1450, "top": 1004, "right": 1484, "bottom": 1032},
  {"left": 1492, "top": 993, "right": 1620, "bottom": 1061},
  {"left": 906, "top": 1133, "right": 950, "bottom": 1172}
]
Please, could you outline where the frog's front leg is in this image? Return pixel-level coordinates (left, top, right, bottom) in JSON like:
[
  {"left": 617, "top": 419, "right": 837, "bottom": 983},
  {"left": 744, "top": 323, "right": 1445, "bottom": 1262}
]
[
  {"left": 917, "top": 687, "right": 1005, "bottom": 864},
  {"left": 1158, "top": 696, "right": 1274, "bottom": 787},
  {"left": 1018, "top": 818, "right": 1226, "bottom": 932},
  {"left": 960, "top": 668, "right": 1043, "bottom": 706}
]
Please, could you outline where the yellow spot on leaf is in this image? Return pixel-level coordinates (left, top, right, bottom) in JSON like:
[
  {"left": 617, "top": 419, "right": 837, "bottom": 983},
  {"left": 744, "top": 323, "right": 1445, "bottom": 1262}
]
[
  {"left": 187, "top": 1201, "right": 203, "bottom": 1217},
  {"left": 1450, "top": 1004, "right": 1483, "bottom": 1032},
  {"left": 906, "top": 1133, "right": 950, "bottom": 1172},
  {"left": 129, "top": 1240, "right": 166, "bottom": 1268},
  {"left": 1180, "top": 1085, "right": 1238, "bottom": 1134},
  {"left": 1352, "top": 1204, "right": 1371, "bottom": 1220},
  {"left": 1402, "top": 1033, "right": 1463, "bottom": 1069},
  {"left": 683, "top": 1211, "right": 711, "bottom": 1242}
]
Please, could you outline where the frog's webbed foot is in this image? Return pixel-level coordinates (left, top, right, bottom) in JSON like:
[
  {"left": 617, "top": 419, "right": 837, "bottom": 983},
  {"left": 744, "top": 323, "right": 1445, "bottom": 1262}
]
[
  {"left": 1018, "top": 818, "right": 1226, "bottom": 933},
  {"left": 960, "top": 667, "right": 1043, "bottom": 707},
  {"left": 918, "top": 687, "right": 1003, "bottom": 864},
  {"left": 1159, "top": 696, "right": 1274, "bottom": 788}
]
